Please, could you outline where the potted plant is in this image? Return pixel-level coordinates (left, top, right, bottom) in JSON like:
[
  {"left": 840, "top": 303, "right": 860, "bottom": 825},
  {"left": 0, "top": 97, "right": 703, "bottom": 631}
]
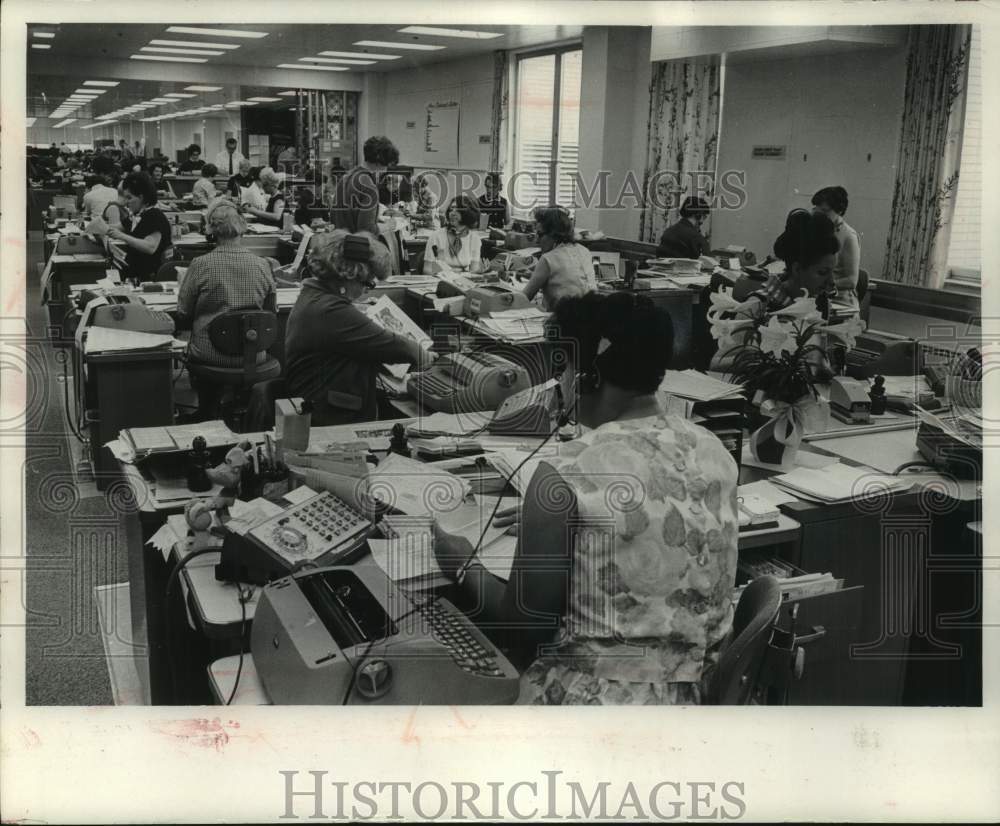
[{"left": 708, "top": 291, "right": 864, "bottom": 465}]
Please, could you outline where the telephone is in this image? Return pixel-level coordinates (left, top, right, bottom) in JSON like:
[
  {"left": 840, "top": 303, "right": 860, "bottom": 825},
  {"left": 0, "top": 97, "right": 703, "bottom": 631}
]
[
  {"left": 251, "top": 561, "right": 520, "bottom": 704},
  {"left": 407, "top": 352, "right": 530, "bottom": 414},
  {"left": 215, "top": 490, "right": 373, "bottom": 585},
  {"left": 487, "top": 380, "right": 561, "bottom": 436}
]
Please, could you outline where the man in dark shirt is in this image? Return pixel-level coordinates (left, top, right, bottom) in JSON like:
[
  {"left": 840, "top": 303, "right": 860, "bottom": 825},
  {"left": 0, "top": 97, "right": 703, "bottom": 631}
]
[
  {"left": 331, "top": 135, "right": 399, "bottom": 233},
  {"left": 477, "top": 172, "right": 510, "bottom": 230},
  {"left": 177, "top": 144, "right": 205, "bottom": 174},
  {"left": 657, "top": 196, "right": 711, "bottom": 259}
]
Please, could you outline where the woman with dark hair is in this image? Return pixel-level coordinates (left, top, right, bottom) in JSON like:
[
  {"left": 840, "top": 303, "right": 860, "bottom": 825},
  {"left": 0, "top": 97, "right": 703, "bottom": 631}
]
[
  {"left": 106, "top": 171, "right": 172, "bottom": 282},
  {"left": 331, "top": 135, "right": 400, "bottom": 233},
  {"left": 811, "top": 185, "right": 861, "bottom": 305},
  {"left": 422, "top": 196, "right": 484, "bottom": 273},
  {"left": 285, "top": 230, "right": 437, "bottom": 425},
  {"left": 433, "top": 291, "right": 739, "bottom": 704},
  {"left": 81, "top": 156, "right": 120, "bottom": 220},
  {"left": 149, "top": 163, "right": 175, "bottom": 198},
  {"left": 756, "top": 209, "right": 840, "bottom": 311},
  {"left": 522, "top": 206, "right": 597, "bottom": 309},
  {"left": 656, "top": 195, "right": 711, "bottom": 259},
  {"left": 178, "top": 144, "right": 205, "bottom": 174}
]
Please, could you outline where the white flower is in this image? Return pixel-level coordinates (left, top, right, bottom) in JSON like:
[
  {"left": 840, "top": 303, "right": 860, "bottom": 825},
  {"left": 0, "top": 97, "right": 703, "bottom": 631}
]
[
  {"left": 709, "top": 317, "right": 755, "bottom": 354},
  {"left": 758, "top": 315, "right": 798, "bottom": 357},
  {"left": 773, "top": 294, "right": 823, "bottom": 322}
]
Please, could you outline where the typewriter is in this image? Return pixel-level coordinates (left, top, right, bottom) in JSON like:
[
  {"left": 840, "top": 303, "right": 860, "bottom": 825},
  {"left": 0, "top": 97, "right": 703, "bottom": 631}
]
[
  {"left": 406, "top": 352, "right": 530, "bottom": 414},
  {"left": 251, "top": 561, "right": 520, "bottom": 704}
]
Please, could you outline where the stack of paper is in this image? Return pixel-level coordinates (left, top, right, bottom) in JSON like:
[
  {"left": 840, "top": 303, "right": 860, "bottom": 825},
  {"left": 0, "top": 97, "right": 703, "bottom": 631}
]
[
  {"left": 486, "top": 446, "right": 560, "bottom": 495},
  {"left": 84, "top": 327, "right": 174, "bottom": 355},
  {"left": 406, "top": 410, "right": 493, "bottom": 437},
  {"left": 659, "top": 369, "right": 743, "bottom": 402},
  {"left": 436, "top": 494, "right": 517, "bottom": 581},
  {"left": 476, "top": 316, "right": 547, "bottom": 342},
  {"left": 245, "top": 223, "right": 280, "bottom": 234},
  {"left": 368, "top": 453, "right": 470, "bottom": 516},
  {"left": 643, "top": 258, "right": 702, "bottom": 276},
  {"left": 770, "top": 463, "right": 913, "bottom": 505},
  {"left": 369, "top": 515, "right": 443, "bottom": 583}
]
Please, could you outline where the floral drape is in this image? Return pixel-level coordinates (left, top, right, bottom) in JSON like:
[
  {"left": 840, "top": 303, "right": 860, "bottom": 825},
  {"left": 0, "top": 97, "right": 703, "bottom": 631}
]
[
  {"left": 882, "top": 25, "right": 971, "bottom": 288},
  {"left": 489, "top": 50, "right": 510, "bottom": 180},
  {"left": 638, "top": 57, "right": 722, "bottom": 246}
]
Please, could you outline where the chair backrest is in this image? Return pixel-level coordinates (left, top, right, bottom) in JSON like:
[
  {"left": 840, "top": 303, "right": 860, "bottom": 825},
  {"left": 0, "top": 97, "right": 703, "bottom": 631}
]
[
  {"left": 714, "top": 576, "right": 783, "bottom": 704},
  {"left": 154, "top": 261, "right": 181, "bottom": 282},
  {"left": 856, "top": 268, "right": 869, "bottom": 302},
  {"left": 207, "top": 310, "right": 278, "bottom": 382}
]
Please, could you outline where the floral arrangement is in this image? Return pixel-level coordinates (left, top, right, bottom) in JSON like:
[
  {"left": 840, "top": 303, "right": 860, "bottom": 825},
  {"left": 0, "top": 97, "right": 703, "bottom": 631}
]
[{"left": 707, "top": 289, "right": 866, "bottom": 462}]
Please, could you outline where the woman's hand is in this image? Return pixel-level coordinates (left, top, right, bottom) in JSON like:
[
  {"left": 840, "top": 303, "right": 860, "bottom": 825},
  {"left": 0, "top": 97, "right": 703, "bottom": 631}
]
[
  {"left": 492, "top": 504, "right": 521, "bottom": 536},
  {"left": 106, "top": 227, "right": 126, "bottom": 242},
  {"left": 432, "top": 521, "right": 474, "bottom": 581}
]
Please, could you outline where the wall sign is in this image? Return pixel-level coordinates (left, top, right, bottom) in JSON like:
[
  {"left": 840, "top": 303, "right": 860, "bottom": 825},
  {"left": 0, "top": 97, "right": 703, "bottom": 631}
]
[
  {"left": 424, "top": 101, "right": 460, "bottom": 168},
  {"left": 752, "top": 145, "right": 786, "bottom": 159}
]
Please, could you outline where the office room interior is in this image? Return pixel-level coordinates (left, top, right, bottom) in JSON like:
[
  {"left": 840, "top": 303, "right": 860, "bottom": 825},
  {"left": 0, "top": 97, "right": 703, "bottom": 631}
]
[{"left": 17, "top": 21, "right": 983, "bottom": 708}]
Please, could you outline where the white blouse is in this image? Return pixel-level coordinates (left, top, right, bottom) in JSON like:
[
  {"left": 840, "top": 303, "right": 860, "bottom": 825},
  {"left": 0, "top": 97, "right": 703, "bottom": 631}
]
[{"left": 423, "top": 227, "right": 482, "bottom": 273}]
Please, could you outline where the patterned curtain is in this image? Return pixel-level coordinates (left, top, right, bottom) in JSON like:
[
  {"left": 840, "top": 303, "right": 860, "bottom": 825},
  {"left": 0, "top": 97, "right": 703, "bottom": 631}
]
[
  {"left": 882, "top": 25, "right": 971, "bottom": 287},
  {"left": 489, "top": 50, "right": 510, "bottom": 179},
  {"left": 639, "top": 56, "right": 722, "bottom": 246}
]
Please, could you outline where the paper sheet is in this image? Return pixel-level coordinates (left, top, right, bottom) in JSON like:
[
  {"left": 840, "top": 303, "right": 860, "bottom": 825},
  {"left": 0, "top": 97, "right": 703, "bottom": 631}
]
[
  {"left": 369, "top": 453, "right": 469, "bottom": 516},
  {"left": 740, "top": 444, "right": 841, "bottom": 473},
  {"left": 84, "top": 327, "right": 174, "bottom": 355},
  {"left": 370, "top": 515, "right": 441, "bottom": 581},
  {"left": 282, "top": 485, "right": 317, "bottom": 506},
  {"left": 737, "top": 480, "right": 800, "bottom": 508},
  {"left": 225, "top": 497, "right": 285, "bottom": 537},
  {"left": 165, "top": 421, "right": 239, "bottom": 450}
]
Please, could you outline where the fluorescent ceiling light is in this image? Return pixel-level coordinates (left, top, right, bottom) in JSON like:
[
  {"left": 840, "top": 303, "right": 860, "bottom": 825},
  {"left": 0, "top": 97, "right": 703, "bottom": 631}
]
[
  {"left": 150, "top": 98, "right": 174, "bottom": 103},
  {"left": 276, "top": 63, "right": 347, "bottom": 72},
  {"left": 26, "top": 117, "right": 37, "bottom": 126},
  {"left": 164, "top": 93, "right": 197, "bottom": 98},
  {"left": 140, "top": 118, "right": 159, "bottom": 123},
  {"left": 130, "top": 54, "right": 208, "bottom": 64},
  {"left": 289, "top": 107, "right": 298, "bottom": 112},
  {"left": 141, "top": 46, "right": 224, "bottom": 56},
  {"left": 354, "top": 40, "right": 444, "bottom": 51},
  {"left": 96, "top": 113, "right": 119, "bottom": 119},
  {"left": 398, "top": 26, "right": 503, "bottom": 39},
  {"left": 299, "top": 57, "right": 374, "bottom": 65},
  {"left": 277, "top": 90, "right": 297, "bottom": 96},
  {"left": 247, "top": 96, "right": 282, "bottom": 102},
  {"left": 185, "top": 85, "right": 223, "bottom": 92},
  {"left": 166, "top": 26, "right": 267, "bottom": 39},
  {"left": 225, "top": 101, "right": 258, "bottom": 107},
  {"left": 53, "top": 119, "right": 77, "bottom": 128},
  {"left": 319, "top": 50, "right": 400, "bottom": 60},
  {"left": 84, "top": 80, "right": 119, "bottom": 87},
  {"left": 74, "top": 89, "right": 104, "bottom": 95},
  {"left": 31, "top": 44, "right": 51, "bottom": 50},
  {"left": 33, "top": 32, "right": 56, "bottom": 39},
  {"left": 150, "top": 39, "right": 239, "bottom": 50}
]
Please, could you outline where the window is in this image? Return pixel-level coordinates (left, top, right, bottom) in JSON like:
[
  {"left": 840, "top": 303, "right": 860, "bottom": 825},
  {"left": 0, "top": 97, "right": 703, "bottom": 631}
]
[
  {"left": 946, "top": 26, "right": 981, "bottom": 288},
  {"left": 511, "top": 47, "right": 582, "bottom": 218}
]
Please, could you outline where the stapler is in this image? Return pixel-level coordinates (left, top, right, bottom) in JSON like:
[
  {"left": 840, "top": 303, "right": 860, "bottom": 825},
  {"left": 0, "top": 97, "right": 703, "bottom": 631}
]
[{"left": 829, "top": 377, "right": 871, "bottom": 424}]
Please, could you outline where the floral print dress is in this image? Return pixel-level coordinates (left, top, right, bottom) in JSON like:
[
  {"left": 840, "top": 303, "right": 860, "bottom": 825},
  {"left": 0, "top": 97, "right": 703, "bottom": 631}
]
[{"left": 517, "top": 412, "right": 740, "bottom": 705}]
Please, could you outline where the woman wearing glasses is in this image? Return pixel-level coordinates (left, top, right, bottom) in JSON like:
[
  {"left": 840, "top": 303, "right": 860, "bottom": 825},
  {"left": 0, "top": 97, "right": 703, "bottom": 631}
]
[
  {"left": 285, "top": 229, "right": 437, "bottom": 425},
  {"left": 522, "top": 206, "right": 597, "bottom": 310}
]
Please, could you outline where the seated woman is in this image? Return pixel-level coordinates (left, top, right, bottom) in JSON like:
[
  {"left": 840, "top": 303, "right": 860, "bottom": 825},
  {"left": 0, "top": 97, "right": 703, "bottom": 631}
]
[
  {"left": 241, "top": 166, "right": 286, "bottom": 226},
  {"left": 176, "top": 200, "right": 277, "bottom": 420},
  {"left": 106, "top": 171, "right": 172, "bottom": 282},
  {"left": 422, "top": 196, "right": 484, "bottom": 274},
  {"left": 657, "top": 195, "right": 711, "bottom": 259},
  {"left": 228, "top": 160, "right": 256, "bottom": 201},
  {"left": 293, "top": 187, "right": 317, "bottom": 227},
  {"left": 433, "top": 291, "right": 740, "bottom": 704},
  {"left": 477, "top": 172, "right": 511, "bottom": 230},
  {"left": 285, "top": 230, "right": 438, "bottom": 425},
  {"left": 811, "top": 185, "right": 861, "bottom": 308},
  {"left": 522, "top": 206, "right": 597, "bottom": 310},
  {"left": 149, "top": 163, "right": 175, "bottom": 198},
  {"left": 81, "top": 156, "right": 120, "bottom": 219},
  {"left": 191, "top": 164, "right": 219, "bottom": 206}
]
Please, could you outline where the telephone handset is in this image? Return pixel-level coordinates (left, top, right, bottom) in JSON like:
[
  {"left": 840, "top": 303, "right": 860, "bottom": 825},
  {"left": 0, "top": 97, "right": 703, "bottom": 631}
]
[{"left": 487, "top": 379, "right": 561, "bottom": 436}]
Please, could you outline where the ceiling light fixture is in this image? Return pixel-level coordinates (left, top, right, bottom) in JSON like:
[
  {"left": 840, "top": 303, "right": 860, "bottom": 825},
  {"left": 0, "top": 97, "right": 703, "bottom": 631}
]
[
  {"left": 298, "top": 56, "right": 375, "bottom": 65},
  {"left": 130, "top": 54, "right": 208, "bottom": 64},
  {"left": 319, "top": 50, "right": 401, "bottom": 60},
  {"left": 247, "top": 96, "right": 282, "bottom": 102},
  {"left": 354, "top": 40, "right": 445, "bottom": 51},
  {"left": 397, "top": 26, "right": 503, "bottom": 39},
  {"left": 185, "top": 85, "right": 223, "bottom": 92},
  {"left": 31, "top": 44, "right": 51, "bottom": 50},
  {"left": 166, "top": 26, "right": 268, "bottom": 39},
  {"left": 52, "top": 119, "right": 77, "bottom": 128},
  {"left": 33, "top": 32, "right": 55, "bottom": 39},
  {"left": 164, "top": 93, "right": 198, "bottom": 98},
  {"left": 141, "top": 46, "right": 225, "bottom": 56},
  {"left": 276, "top": 63, "right": 347, "bottom": 72},
  {"left": 149, "top": 39, "right": 240, "bottom": 50},
  {"left": 277, "top": 90, "right": 298, "bottom": 96},
  {"left": 83, "top": 80, "right": 119, "bottom": 87}
]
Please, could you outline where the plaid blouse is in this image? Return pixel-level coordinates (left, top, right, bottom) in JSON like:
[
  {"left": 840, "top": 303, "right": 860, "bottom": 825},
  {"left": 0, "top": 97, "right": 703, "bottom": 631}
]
[{"left": 177, "top": 245, "right": 276, "bottom": 367}]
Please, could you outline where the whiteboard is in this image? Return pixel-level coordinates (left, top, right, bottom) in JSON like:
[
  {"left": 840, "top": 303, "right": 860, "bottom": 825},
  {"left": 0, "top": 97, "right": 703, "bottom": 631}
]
[{"left": 424, "top": 102, "right": 460, "bottom": 168}]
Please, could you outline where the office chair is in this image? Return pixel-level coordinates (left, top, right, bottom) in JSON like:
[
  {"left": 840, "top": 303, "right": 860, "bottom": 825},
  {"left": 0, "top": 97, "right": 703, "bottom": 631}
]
[
  {"left": 713, "top": 576, "right": 783, "bottom": 704},
  {"left": 186, "top": 310, "right": 282, "bottom": 432},
  {"left": 154, "top": 261, "right": 186, "bottom": 282}
]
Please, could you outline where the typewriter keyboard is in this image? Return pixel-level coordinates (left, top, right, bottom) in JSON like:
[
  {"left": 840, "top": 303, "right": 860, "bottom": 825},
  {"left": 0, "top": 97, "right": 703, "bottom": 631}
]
[{"left": 419, "top": 600, "right": 505, "bottom": 678}]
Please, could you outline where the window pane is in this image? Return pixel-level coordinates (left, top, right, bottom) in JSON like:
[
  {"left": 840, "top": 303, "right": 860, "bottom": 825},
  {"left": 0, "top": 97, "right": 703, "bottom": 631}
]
[
  {"left": 513, "top": 54, "right": 555, "bottom": 215},
  {"left": 948, "top": 26, "right": 981, "bottom": 277},
  {"left": 556, "top": 50, "right": 582, "bottom": 209}
]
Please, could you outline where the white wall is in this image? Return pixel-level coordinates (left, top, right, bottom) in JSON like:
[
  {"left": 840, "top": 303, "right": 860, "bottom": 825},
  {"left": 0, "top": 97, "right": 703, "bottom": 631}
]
[
  {"left": 710, "top": 45, "right": 907, "bottom": 278},
  {"left": 368, "top": 53, "right": 496, "bottom": 204}
]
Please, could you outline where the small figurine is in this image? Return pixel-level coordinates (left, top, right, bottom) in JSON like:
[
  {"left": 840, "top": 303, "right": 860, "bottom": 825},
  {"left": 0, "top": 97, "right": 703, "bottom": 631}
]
[
  {"left": 869, "top": 375, "right": 887, "bottom": 416},
  {"left": 206, "top": 444, "right": 250, "bottom": 506},
  {"left": 389, "top": 423, "right": 411, "bottom": 458},
  {"left": 186, "top": 435, "right": 212, "bottom": 492}
]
